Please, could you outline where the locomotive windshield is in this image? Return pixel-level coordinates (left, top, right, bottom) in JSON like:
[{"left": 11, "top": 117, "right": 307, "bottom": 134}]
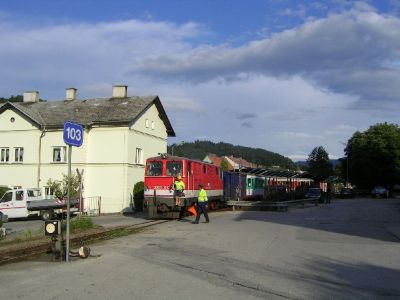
[
  {"left": 146, "top": 161, "right": 163, "bottom": 176},
  {"left": 166, "top": 161, "right": 183, "bottom": 177}
]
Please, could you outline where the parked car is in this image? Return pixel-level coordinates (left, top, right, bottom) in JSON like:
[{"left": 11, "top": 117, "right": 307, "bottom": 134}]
[
  {"left": 340, "top": 188, "right": 354, "bottom": 198},
  {"left": 305, "top": 188, "right": 322, "bottom": 202},
  {"left": 371, "top": 186, "right": 388, "bottom": 198}
]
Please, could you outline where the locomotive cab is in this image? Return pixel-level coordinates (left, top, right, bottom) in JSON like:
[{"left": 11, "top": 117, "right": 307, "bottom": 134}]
[{"left": 144, "top": 155, "right": 224, "bottom": 219}]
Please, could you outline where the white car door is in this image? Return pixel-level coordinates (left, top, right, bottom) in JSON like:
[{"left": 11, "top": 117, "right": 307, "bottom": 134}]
[
  {"left": 0, "top": 190, "right": 26, "bottom": 218},
  {"left": 0, "top": 191, "right": 15, "bottom": 218}
]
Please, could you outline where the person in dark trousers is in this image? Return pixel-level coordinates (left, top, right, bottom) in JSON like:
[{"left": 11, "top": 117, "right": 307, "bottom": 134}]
[
  {"left": 193, "top": 184, "right": 209, "bottom": 224},
  {"left": 174, "top": 175, "right": 186, "bottom": 220},
  {"left": 326, "top": 187, "right": 331, "bottom": 204}
]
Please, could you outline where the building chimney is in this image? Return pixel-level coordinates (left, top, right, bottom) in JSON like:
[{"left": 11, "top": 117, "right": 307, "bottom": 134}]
[
  {"left": 23, "top": 91, "right": 39, "bottom": 103},
  {"left": 112, "top": 85, "right": 128, "bottom": 98},
  {"left": 66, "top": 88, "right": 77, "bottom": 101}
]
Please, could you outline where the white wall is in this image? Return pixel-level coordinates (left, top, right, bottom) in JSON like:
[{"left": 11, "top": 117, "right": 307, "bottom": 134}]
[
  {"left": 0, "top": 103, "right": 170, "bottom": 213},
  {"left": 0, "top": 110, "right": 41, "bottom": 187}
]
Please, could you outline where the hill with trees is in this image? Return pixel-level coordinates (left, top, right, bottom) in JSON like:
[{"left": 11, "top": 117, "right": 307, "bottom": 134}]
[
  {"left": 167, "top": 140, "right": 297, "bottom": 170},
  {"left": 0, "top": 95, "right": 46, "bottom": 103},
  {"left": 0, "top": 95, "right": 23, "bottom": 103}
]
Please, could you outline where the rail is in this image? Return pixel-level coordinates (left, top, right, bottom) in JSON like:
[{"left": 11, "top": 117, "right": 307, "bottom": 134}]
[
  {"left": 0, "top": 219, "right": 169, "bottom": 266},
  {"left": 227, "top": 197, "right": 319, "bottom": 212}
]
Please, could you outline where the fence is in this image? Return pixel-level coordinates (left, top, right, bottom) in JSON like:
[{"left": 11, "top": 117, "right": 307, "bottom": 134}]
[{"left": 82, "top": 196, "right": 102, "bottom": 216}]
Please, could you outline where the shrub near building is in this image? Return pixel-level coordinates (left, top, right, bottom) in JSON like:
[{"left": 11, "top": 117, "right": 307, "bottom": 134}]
[{"left": 133, "top": 181, "right": 144, "bottom": 212}]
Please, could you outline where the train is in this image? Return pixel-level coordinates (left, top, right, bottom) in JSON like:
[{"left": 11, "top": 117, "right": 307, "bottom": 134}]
[{"left": 144, "top": 154, "right": 313, "bottom": 219}]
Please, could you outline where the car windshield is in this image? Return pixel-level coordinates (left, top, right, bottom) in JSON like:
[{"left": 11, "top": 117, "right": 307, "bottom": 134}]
[{"left": 0, "top": 192, "right": 12, "bottom": 203}]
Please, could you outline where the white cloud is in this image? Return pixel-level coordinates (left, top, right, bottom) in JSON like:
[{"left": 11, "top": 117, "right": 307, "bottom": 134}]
[
  {"left": 0, "top": 19, "right": 202, "bottom": 97},
  {"left": 1, "top": 5, "right": 399, "bottom": 161},
  {"left": 283, "top": 131, "right": 323, "bottom": 139},
  {"left": 133, "top": 8, "right": 400, "bottom": 108},
  {"left": 287, "top": 153, "right": 309, "bottom": 161},
  {"left": 324, "top": 124, "right": 359, "bottom": 136}
]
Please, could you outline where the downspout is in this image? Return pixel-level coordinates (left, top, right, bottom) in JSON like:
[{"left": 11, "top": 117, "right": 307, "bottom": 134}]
[{"left": 37, "top": 127, "right": 46, "bottom": 188}]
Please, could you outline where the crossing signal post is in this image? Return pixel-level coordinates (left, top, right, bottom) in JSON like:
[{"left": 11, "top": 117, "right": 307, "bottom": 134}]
[{"left": 63, "top": 121, "right": 84, "bottom": 262}]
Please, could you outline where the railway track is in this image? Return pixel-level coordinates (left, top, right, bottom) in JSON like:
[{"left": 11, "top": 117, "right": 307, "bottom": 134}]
[
  {"left": 0, "top": 219, "right": 169, "bottom": 266},
  {"left": 1, "top": 207, "right": 232, "bottom": 265}
]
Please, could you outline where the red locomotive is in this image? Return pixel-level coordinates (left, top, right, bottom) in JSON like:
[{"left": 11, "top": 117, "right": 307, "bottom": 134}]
[{"left": 144, "top": 154, "right": 224, "bottom": 219}]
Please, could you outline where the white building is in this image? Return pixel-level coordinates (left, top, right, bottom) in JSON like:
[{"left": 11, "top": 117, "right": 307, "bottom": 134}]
[{"left": 0, "top": 85, "right": 175, "bottom": 213}]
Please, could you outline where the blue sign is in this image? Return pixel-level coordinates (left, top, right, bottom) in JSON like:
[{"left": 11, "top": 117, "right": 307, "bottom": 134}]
[{"left": 63, "top": 121, "right": 84, "bottom": 147}]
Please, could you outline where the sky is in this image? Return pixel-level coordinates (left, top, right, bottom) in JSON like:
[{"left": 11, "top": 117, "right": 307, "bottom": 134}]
[{"left": 1, "top": 0, "right": 400, "bottom": 161}]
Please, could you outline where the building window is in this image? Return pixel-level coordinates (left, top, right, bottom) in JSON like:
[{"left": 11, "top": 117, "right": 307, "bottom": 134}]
[
  {"left": 0, "top": 148, "right": 10, "bottom": 163},
  {"left": 145, "top": 119, "right": 149, "bottom": 128},
  {"left": 52, "top": 146, "right": 67, "bottom": 163},
  {"left": 135, "top": 148, "right": 143, "bottom": 164},
  {"left": 14, "top": 147, "right": 24, "bottom": 163},
  {"left": 151, "top": 121, "right": 155, "bottom": 130}
]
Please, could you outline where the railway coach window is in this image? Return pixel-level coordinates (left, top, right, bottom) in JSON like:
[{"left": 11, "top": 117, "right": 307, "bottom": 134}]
[
  {"left": 247, "top": 178, "right": 254, "bottom": 187},
  {"left": 255, "top": 178, "right": 264, "bottom": 188},
  {"left": 146, "top": 161, "right": 163, "bottom": 176},
  {"left": 167, "top": 161, "right": 182, "bottom": 177}
]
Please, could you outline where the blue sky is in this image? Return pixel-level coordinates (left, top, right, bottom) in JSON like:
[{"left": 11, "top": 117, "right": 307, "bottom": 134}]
[{"left": 1, "top": 0, "right": 400, "bottom": 161}]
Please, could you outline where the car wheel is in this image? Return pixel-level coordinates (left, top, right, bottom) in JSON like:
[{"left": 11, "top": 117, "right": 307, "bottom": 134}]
[{"left": 41, "top": 209, "right": 54, "bottom": 221}]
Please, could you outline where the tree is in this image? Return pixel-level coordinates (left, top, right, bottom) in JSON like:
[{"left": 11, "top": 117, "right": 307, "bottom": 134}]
[
  {"left": 220, "top": 158, "right": 229, "bottom": 171},
  {"left": 307, "top": 146, "right": 333, "bottom": 182},
  {"left": 0, "top": 95, "right": 23, "bottom": 103},
  {"left": 345, "top": 123, "right": 400, "bottom": 190},
  {"left": 47, "top": 173, "right": 80, "bottom": 199},
  {"left": 167, "top": 140, "right": 297, "bottom": 169},
  {"left": 0, "top": 95, "right": 46, "bottom": 103}
]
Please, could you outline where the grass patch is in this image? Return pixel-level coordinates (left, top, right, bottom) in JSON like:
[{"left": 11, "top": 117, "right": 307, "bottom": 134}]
[
  {"left": 0, "top": 216, "right": 97, "bottom": 247},
  {"left": 0, "top": 226, "right": 44, "bottom": 246},
  {"left": 66, "top": 216, "right": 96, "bottom": 234}
]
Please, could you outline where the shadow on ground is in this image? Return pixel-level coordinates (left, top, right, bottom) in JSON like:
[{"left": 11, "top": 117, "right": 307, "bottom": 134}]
[{"left": 232, "top": 198, "right": 400, "bottom": 243}]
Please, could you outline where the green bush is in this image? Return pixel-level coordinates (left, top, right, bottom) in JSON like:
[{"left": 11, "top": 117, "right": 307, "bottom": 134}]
[
  {"left": 133, "top": 181, "right": 144, "bottom": 212},
  {"left": 47, "top": 173, "right": 80, "bottom": 199}
]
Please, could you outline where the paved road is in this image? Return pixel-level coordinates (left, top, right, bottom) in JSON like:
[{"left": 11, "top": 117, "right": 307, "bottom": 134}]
[{"left": 1, "top": 198, "right": 400, "bottom": 299}]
